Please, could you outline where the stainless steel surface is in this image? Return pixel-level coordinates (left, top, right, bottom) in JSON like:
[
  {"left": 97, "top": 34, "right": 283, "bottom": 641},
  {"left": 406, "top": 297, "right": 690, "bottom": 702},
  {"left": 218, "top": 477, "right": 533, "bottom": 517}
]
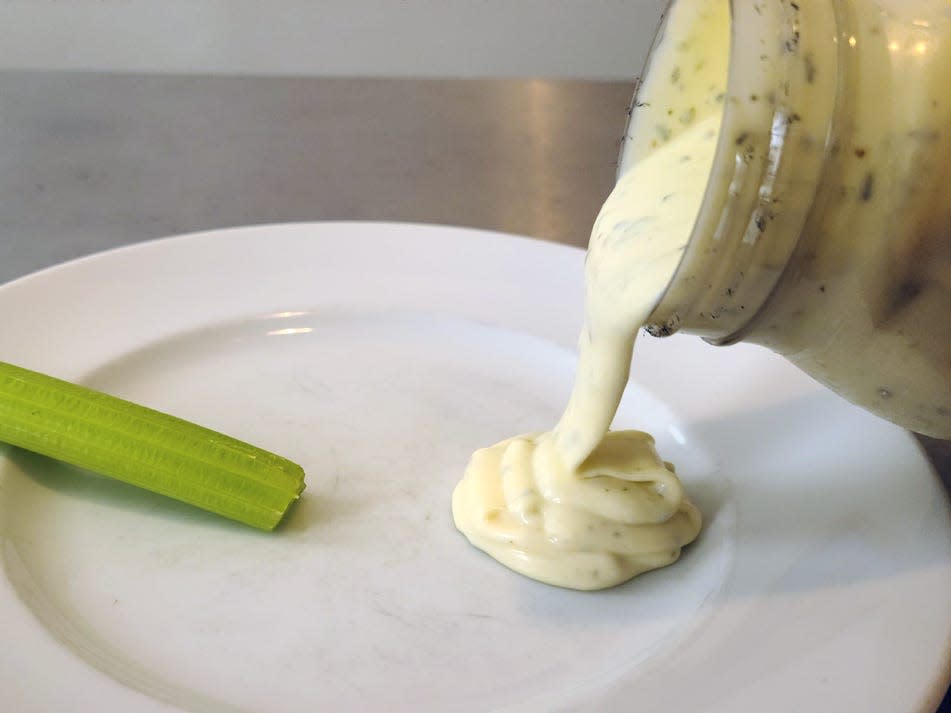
[
  {"left": 1, "top": 72, "right": 949, "bottom": 709},
  {"left": 0, "top": 72, "right": 628, "bottom": 283}
]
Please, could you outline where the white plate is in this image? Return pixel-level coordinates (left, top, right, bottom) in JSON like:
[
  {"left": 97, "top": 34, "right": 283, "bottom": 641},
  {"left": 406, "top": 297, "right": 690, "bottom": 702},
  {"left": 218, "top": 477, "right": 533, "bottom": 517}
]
[{"left": 0, "top": 223, "right": 949, "bottom": 713}]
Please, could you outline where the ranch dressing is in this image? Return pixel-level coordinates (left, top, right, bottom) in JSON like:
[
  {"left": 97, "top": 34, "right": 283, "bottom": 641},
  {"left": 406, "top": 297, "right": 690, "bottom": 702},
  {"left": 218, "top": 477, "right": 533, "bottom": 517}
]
[
  {"left": 455, "top": 0, "right": 951, "bottom": 588},
  {"left": 452, "top": 0, "right": 730, "bottom": 590},
  {"left": 636, "top": 0, "right": 951, "bottom": 438}
]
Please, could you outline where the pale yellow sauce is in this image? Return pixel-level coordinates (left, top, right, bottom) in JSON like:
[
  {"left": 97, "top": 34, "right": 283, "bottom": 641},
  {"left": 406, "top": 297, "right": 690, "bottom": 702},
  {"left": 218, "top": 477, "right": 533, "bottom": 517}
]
[
  {"left": 452, "top": 114, "right": 722, "bottom": 590},
  {"left": 453, "top": 0, "right": 729, "bottom": 591},
  {"left": 554, "top": 115, "right": 721, "bottom": 471},
  {"left": 454, "top": 0, "right": 951, "bottom": 588},
  {"left": 452, "top": 432, "right": 701, "bottom": 590}
]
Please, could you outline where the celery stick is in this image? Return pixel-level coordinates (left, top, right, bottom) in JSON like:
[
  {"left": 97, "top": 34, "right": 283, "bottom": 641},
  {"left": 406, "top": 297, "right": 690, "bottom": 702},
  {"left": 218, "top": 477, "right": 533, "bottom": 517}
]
[{"left": 0, "top": 361, "right": 305, "bottom": 530}]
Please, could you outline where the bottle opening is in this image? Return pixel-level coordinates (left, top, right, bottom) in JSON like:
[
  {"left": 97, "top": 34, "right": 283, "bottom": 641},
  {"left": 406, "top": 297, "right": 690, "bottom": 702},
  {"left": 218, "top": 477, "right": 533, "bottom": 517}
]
[
  {"left": 615, "top": 0, "right": 732, "bottom": 336},
  {"left": 627, "top": 1, "right": 840, "bottom": 343}
]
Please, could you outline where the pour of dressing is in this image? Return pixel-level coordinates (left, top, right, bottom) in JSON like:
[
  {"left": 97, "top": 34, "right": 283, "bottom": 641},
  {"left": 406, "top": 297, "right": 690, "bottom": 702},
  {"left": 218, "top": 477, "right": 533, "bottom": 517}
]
[{"left": 452, "top": 111, "right": 721, "bottom": 591}]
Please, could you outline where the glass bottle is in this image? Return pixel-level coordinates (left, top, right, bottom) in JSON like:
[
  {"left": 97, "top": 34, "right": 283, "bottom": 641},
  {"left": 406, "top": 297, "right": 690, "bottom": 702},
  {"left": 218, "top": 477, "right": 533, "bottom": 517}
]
[{"left": 623, "top": 0, "right": 951, "bottom": 438}]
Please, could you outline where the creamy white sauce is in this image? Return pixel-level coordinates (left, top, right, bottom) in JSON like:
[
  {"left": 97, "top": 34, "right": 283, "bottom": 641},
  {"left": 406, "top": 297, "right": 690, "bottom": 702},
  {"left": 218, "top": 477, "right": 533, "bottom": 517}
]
[
  {"left": 452, "top": 112, "right": 722, "bottom": 590},
  {"left": 452, "top": 0, "right": 732, "bottom": 591},
  {"left": 454, "top": 0, "right": 951, "bottom": 588},
  {"left": 554, "top": 114, "right": 721, "bottom": 470}
]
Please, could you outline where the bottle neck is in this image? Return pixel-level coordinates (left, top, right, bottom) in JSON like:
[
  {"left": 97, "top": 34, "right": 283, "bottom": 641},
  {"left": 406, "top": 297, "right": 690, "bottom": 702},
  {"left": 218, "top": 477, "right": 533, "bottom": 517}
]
[{"left": 634, "top": 0, "right": 843, "bottom": 344}]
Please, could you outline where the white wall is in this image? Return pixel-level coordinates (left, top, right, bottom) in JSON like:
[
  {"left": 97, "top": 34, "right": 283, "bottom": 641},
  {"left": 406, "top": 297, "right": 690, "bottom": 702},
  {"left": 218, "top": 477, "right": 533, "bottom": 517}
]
[{"left": 0, "top": 0, "right": 665, "bottom": 79}]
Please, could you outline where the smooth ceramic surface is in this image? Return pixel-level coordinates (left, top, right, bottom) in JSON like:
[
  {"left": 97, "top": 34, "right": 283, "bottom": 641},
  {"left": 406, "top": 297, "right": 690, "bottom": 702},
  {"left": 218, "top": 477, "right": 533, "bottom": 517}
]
[{"left": 0, "top": 223, "right": 948, "bottom": 713}]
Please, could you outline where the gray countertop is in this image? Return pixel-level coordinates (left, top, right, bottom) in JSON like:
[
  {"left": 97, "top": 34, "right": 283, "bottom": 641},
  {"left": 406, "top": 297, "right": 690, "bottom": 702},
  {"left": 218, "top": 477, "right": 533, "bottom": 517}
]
[
  {"left": 1, "top": 72, "right": 949, "bottom": 710},
  {"left": 1, "top": 72, "right": 624, "bottom": 282}
]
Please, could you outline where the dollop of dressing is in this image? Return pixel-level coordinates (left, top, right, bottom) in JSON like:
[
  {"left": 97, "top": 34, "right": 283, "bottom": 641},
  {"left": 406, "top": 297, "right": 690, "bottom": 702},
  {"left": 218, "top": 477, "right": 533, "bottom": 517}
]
[
  {"left": 452, "top": 111, "right": 721, "bottom": 590},
  {"left": 452, "top": 431, "right": 702, "bottom": 590}
]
